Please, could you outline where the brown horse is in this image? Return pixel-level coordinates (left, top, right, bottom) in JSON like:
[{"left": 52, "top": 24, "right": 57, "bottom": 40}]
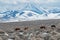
[
  {"left": 24, "top": 27, "right": 28, "bottom": 30},
  {"left": 51, "top": 25, "right": 56, "bottom": 28},
  {"left": 40, "top": 26, "right": 46, "bottom": 29},
  {"left": 15, "top": 27, "right": 20, "bottom": 31}
]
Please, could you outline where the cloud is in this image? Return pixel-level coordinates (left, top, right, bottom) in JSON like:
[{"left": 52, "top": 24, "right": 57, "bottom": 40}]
[
  {"left": 0, "top": 0, "right": 60, "bottom": 5},
  {"left": 0, "top": 0, "right": 31, "bottom": 4},
  {"left": 47, "top": 0, "right": 55, "bottom": 2},
  {"left": 0, "top": 0, "right": 18, "bottom": 4}
]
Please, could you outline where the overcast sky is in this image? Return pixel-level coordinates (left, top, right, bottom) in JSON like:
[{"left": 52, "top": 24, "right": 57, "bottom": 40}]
[
  {"left": 0, "top": 0, "right": 60, "bottom": 12},
  {"left": 0, "top": 0, "right": 59, "bottom": 4}
]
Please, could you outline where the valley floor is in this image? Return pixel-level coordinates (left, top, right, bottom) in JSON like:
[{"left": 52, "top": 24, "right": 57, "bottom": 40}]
[{"left": 0, "top": 19, "right": 60, "bottom": 40}]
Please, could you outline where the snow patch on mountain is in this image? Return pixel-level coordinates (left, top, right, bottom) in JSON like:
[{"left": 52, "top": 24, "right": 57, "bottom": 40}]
[{"left": 0, "top": 4, "right": 60, "bottom": 22}]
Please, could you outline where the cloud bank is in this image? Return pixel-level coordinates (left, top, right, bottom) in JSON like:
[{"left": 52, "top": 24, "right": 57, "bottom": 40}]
[{"left": 0, "top": 0, "right": 59, "bottom": 4}]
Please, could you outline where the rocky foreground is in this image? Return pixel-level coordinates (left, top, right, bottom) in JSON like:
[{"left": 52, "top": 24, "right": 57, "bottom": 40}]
[
  {"left": 0, "top": 24, "right": 60, "bottom": 40},
  {"left": 0, "top": 19, "right": 60, "bottom": 40}
]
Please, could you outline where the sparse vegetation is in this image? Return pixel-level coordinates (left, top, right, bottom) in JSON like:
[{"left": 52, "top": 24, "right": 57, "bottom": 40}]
[{"left": 0, "top": 20, "right": 60, "bottom": 40}]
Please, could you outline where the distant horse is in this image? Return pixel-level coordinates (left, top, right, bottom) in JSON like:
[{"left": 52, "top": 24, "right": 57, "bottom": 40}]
[
  {"left": 15, "top": 27, "right": 20, "bottom": 31},
  {"left": 24, "top": 27, "right": 28, "bottom": 30},
  {"left": 40, "top": 26, "right": 46, "bottom": 29},
  {"left": 51, "top": 25, "right": 56, "bottom": 28}
]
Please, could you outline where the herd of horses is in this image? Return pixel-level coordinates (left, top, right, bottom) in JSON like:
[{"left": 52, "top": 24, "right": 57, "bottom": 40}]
[{"left": 15, "top": 24, "right": 56, "bottom": 31}]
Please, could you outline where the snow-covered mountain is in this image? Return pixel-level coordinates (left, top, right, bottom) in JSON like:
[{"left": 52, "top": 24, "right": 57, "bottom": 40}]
[{"left": 0, "top": 3, "right": 60, "bottom": 22}]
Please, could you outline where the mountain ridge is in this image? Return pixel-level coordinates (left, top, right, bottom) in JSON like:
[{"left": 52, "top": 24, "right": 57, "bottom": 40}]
[{"left": 0, "top": 3, "right": 60, "bottom": 22}]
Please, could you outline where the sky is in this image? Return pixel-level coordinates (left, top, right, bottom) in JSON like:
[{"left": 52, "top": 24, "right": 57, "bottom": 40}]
[
  {"left": 0, "top": 0, "right": 60, "bottom": 12},
  {"left": 0, "top": 0, "right": 59, "bottom": 4}
]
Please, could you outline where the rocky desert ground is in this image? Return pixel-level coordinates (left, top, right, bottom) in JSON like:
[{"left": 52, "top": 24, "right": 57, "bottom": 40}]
[{"left": 0, "top": 19, "right": 60, "bottom": 40}]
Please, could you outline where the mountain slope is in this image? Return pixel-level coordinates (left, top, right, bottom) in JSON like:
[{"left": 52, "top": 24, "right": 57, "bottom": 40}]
[{"left": 0, "top": 3, "right": 60, "bottom": 22}]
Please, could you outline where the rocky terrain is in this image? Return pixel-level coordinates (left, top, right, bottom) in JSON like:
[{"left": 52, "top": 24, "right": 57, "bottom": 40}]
[{"left": 0, "top": 19, "right": 60, "bottom": 40}]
